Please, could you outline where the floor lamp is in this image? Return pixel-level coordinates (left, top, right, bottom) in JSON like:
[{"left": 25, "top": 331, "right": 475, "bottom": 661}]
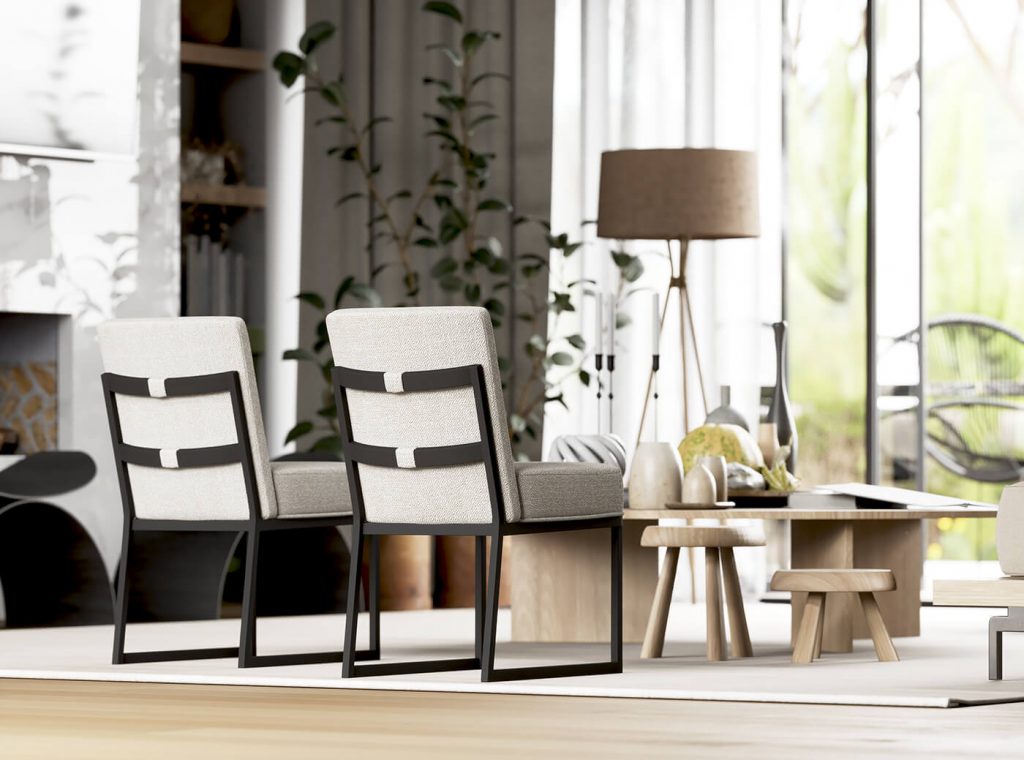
[{"left": 596, "top": 148, "right": 760, "bottom": 444}]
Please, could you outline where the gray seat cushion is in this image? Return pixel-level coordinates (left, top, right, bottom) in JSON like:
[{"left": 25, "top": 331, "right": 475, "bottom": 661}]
[
  {"left": 272, "top": 461, "right": 352, "bottom": 519},
  {"left": 515, "top": 462, "right": 623, "bottom": 522}
]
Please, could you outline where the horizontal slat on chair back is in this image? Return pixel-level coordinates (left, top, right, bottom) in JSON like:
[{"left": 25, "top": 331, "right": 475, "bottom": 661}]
[
  {"left": 326, "top": 307, "right": 520, "bottom": 524},
  {"left": 98, "top": 318, "right": 276, "bottom": 520}
]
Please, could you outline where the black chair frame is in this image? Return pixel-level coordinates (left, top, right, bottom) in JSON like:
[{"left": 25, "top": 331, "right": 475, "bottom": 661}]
[
  {"left": 333, "top": 363, "right": 623, "bottom": 682},
  {"left": 102, "top": 370, "right": 380, "bottom": 668}
]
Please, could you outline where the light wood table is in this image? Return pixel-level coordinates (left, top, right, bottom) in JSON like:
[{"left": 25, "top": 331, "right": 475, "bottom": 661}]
[{"left": 510, "top": 504, "right": 996, "bottom": 649}]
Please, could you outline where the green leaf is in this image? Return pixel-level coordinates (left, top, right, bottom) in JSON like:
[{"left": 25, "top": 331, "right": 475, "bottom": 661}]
[
  {"left": 509, "top": 413, "right": 527, "bottom": 433},
  {"left": 477, "top": 198, "right": 511, "bottom": 212},
  {"left": 320, "top": 81, "right": 345, "bottom": 106},
  {"left": 578, "top": 369, "right": 591, "bottom": 387},
  {"left": 272, "top": 52, "right": 304, "bottom": 87},
  {"left": 483, "top": 298, "right": 505, "bottom": 316},
  {"left": 422, "top": 1, "right": 463, "bottom": 23},
  {"left": 427, "top": 43, "right": 463, "bottom": 67},
  {"left": 471, "top": 71, "right": 511, "bottom": 88},
  {"left": 461, "top": 30, "right": 499, "bottom": 56},
  {"left": 350, "top": 282, "right": 383, "bottom": 307},
  {"left": 299, "top": 20, "right": 336, "bottom": 54},
  {"left": 549, "top": 351, "right": 574, "bottom": 366},
  {"left": 283, "top": 348, "right": 319, "bottom": 363},
  {"left": 464, "top": 282, "right": 481, "bottom": 303},
  {"left": 310, "top": 435, "right": 343, "bottom": 453},
  {"left": 361, "top": 116, "right": 393, "bottom": 135},
  {"left": 335, "top": 192, "right": 365, "bottom": 207},
  {"left": 296, "top": 291, "right": 326, "bottom": 310},
  {"left": 469, "top": 113, "right": 498, "bottom": 131},
  {"left": 422, "top": 76, "right": 453, "bottom": 91},
  {"left": 439, "top": 274, "right": 464, "bottom": 292},
  {"left": 285, "top": 421, "right": 314, "bottom": 444},
  {"left": 431, "top": 256, "right": 458, "bottom": 277},
  {"left": 333, "top": 276, "right": 355, "bottom": 307},
  {"left": 566, "top": 334, "right": 586, "bottom": 350},
  {"left": 414, "top": 237, "right": 438, "bottom": 248}
]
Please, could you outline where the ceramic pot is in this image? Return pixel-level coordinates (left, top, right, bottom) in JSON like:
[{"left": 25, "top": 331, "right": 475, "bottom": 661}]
[
  {"left": 696, "top": 455, "right": 728, "bottom": 502},
  {"left": 705, "top": 385, "right": 749, "bottom": 431},
  {"left": 682, "top": 463, "right": 717, "bottom": 506},
  {"left": 628, "top": 442, "right": 682, "bottom": 509}
]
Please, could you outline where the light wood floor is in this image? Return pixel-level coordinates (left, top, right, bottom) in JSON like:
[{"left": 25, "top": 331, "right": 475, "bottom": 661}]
[{"left": 0, "top": 679, "right": 1021, "bottom": 759}]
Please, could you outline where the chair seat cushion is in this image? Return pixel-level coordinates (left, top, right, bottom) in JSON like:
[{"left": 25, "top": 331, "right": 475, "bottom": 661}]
[
  {"left": 515, "top": 462, "right": 623, "bottom": 522},
  {"left": 271, "top": 461, "right": 352, "bottom": 518}
]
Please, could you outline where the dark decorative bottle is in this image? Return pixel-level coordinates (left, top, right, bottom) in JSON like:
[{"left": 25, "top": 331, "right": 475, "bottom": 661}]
[{"left": 767, "top": 321, "right": 797, "bottom": 472}]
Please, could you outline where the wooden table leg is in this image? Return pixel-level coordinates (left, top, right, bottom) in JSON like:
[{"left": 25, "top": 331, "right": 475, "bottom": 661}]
[
  {"left": 705, "top": 548, "right": 726, "bottom": 661},
  {"left": 790, "top": 519, "right": 923, "bottom": 652},
  {"left": 721, "top": 548, "right": 753, "bottom": 657},
  {"left": 853, "top": 520, "right": 921, "bottom": 639},
  {"left": 790, "top": 521, "right": 855, "bottom": 653},
  {"left": 510, "top": 519, "right": 657, "bottom": 643}
]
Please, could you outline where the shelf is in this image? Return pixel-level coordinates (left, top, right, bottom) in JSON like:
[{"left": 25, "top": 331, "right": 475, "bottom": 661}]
[
  {"left": 180, "top": 42, "right": 265, "bottom": 72},
  {"left": 181, "top": 183, "right": 267, "bottom": 208}
]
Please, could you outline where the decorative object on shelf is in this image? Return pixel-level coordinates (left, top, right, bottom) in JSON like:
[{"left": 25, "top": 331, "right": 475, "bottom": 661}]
[
  {"left": 628, "top": 442, "right": 683, "bottom": 509},
  {"left": 548, "top": 434, "right": 627, "bottom": 475},
  {"left": 678, "top": 422, "right": 764, "bottom": 474},
  {"left": 597, "top": 148, "right": 760, "bottom": 441},
  {"left": 757, "top": 422, "right": 780, "bottom": 468},
  {"left": 706, "top": 385, "right": 749, "bottom": 430},
  {"left": 767, "top": 320, "right": 798, "bottom": 471},
  {"left": 682, "top": 462, "right": 717, "bottom": 506},
  {"left": 697, "top": 455, "right": 728, "bottom": 503}
]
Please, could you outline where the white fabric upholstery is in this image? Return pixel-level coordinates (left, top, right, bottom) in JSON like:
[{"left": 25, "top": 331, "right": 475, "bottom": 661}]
[
  {"left": 271, "top": 461, "right": 352, "bottom": 518},
  {"left": 327, "top": 307, "right": 521, "bottom": 524},
  {"left": 515, "top": 462, "right": 624, "bottom": 522},
  {"left": 98, "top": 318, "right": 277, "bottom": 520},
  {"left": 997, "top": 481, "right": 1024, "bottom": 576}
]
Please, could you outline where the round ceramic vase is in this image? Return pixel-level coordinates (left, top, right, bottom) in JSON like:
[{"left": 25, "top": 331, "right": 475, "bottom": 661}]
[
  {"left": 696, "top": 455, "right": 728, "bottom": 502},
  {"left": 628, "top": 442, "right": 683, "bottom": 509}
]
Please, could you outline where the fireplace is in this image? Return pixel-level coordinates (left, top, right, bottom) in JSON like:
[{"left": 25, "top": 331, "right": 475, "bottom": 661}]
[{"left": 0, "top": 312, "right": 70, "bottom": 454}]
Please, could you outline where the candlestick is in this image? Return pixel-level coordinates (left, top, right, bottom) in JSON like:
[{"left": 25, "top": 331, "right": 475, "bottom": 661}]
[
  {"left": 605, "top": 293, "right": 616, "bottom": 433},
  {"left": 592, "top": 290, "right": 604, "bottom": 353},
  {"left": 651, "top": 291, "right": 660, "bottom": 355}
]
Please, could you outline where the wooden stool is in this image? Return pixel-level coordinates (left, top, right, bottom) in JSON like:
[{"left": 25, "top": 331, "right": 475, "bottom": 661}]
[
  {"left": 770, "top": 569, "right": 899, "bottom": 664},
  {"left": 640, "top": 525, "right": 766, "bottom": 661}
]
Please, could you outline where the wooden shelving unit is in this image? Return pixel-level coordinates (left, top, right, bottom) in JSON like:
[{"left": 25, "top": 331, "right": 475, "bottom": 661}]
[
  {"left": 180, "top": 42, "right": 265, "bottom": 72},
  {"left": 181, "top": 183, "right": 267, "bottom": 208}
]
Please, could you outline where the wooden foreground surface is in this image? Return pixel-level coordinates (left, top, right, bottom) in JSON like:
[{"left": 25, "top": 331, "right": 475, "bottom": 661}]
[{"left": 0, "top": 679, "right": 1022, "bottom": 759}]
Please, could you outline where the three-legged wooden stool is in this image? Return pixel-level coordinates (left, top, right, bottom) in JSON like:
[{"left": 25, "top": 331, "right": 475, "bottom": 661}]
[
  {"left": 770, "top": 569, "right": 899, "bottom": 664},
  {"left": 641, "top": 525, "right": 766, "bottom": 661}
]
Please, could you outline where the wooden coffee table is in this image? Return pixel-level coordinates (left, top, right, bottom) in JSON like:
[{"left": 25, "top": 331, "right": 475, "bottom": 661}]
[{"left": 510, "top": 502, "right": 996, "bottom": 651}]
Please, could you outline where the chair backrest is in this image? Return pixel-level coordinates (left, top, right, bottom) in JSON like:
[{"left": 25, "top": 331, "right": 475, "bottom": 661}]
[
  {"left": 98, "top": 317, "right": 277, "bottom": 520},
  {"left": 326, "top": 307, "right": 521, "bottom": 524},
  {"left": 997, "top": 481, "right": 1024, "bottom": 577}
]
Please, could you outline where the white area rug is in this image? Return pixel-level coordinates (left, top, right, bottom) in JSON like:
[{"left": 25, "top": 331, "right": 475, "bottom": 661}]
[{"left": 0, "top": 604, "right": 1022, "bottom": 708}]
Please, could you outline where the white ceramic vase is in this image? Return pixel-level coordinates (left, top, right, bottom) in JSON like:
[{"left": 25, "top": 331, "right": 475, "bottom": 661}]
[
  {"left": 682, "top": 464, "right": 717, "bottom": 506},
  {"left": 696, "top": 454, "right": 728, "bottom": 502},
  {"left": 628, "top": 442, "right": 683, "bottom": 509}
]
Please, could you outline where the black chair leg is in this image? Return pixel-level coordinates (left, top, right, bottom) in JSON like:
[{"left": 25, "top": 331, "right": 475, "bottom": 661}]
[
  {"left": 367, "top": 534, "right": 381, "bottom": 658},
  {"left": 237, "top": 528, "right": 260, "bottom": 667},
  {"left": 111, "top": 527, "right": 132, "bottom": 665},
  {"left": 475, "top": 535, "right": 486, "bottom": 660},
  {"left": 342, "top": 529, "right": 364, "bottom": 678},
  {"left": 482, "top": 524, "right": 624, "bottom": 683}
]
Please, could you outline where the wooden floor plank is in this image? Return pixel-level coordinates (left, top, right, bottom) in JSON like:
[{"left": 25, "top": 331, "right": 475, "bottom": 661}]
[{"left": 0, "top": 678, "right": 1022, "bottom": 759}]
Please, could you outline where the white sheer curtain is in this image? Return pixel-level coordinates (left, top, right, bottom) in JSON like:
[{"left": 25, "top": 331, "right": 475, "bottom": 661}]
[{"left": 545, "top": 0, "right": 783, "bottom": 469}]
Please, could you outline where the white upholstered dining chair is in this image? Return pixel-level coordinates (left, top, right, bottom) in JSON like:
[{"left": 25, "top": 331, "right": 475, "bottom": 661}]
[
  {"left": 99, "top": 317, "right": 378, "bottom": 668},
  {"left": 327, "top": 306, "right": 623, "bottom": 682}
]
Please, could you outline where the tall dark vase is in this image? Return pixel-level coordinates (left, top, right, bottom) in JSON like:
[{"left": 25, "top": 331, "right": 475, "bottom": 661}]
[{"left": 767, "top": 321, "right": 797, "bottom": 472}]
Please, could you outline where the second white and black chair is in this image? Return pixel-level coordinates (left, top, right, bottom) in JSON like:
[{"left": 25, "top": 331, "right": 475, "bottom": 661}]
[
  {"left": 99, "top": 317, "right": 379, "bottom": 668},
  {"left": 327, "top": 306, "right": 624, "bottom": 682}
]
